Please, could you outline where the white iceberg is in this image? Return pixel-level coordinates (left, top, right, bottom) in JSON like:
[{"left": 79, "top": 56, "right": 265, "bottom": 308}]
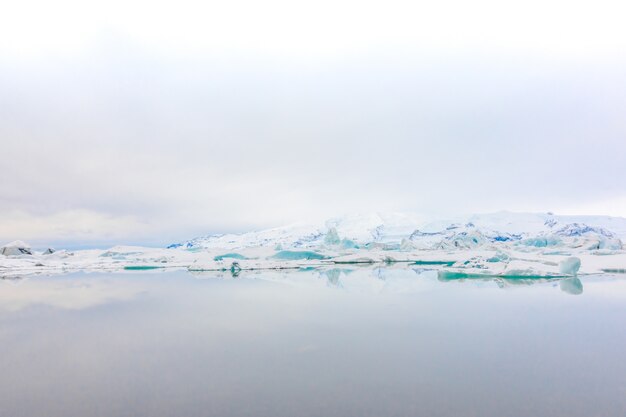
[
  {"left": 559, "top": 257, "right": 581, "bottom": 276},
  {"left": 1, "top": 241, "right": 33, "bottom": 256}
]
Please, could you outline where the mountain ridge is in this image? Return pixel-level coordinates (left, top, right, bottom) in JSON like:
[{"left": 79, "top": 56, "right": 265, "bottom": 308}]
[{"left": 169, "top": 211, "right": 626, "bottom": 251}]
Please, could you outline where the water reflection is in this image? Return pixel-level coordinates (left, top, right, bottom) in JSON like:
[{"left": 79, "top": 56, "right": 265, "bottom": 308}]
[
  {"left": 1, "top": 274, "right": 26, "bottom": 282},
  {"left": 0, "top": 273, "right": 146, "bottom": 311},
  {"left": 437, "top": 270, "right": 586, "bottom": 294},
  {"left": 560, "top": 277, "right": 584, "bottom": 295},
  {"left": 0, "top": 270, "right": 625, "bottom": 417},
  {"left": 189, "top": 266, "right": 590, "bottom": 295}
]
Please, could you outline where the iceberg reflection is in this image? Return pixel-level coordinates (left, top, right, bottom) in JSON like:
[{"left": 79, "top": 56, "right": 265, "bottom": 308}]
[
  {"left": 559, "top": 277, "right": 584, "bottom": 295},
  {"left": 437, "top": 270, "right": 584, "bottom": 294}
]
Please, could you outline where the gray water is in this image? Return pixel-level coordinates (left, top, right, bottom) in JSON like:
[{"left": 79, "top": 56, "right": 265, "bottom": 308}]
[{"left": 1, "top": 268, "right": 625, "bottom": 417}]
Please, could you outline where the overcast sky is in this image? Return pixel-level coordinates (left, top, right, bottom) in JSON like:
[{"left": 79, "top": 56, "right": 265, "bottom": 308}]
[{"left": 1, "top": 0, "right": 626, "bottom": 247}]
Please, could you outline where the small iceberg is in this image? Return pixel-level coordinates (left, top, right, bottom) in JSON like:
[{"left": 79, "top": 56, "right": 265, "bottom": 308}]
[
  {"left": 213, "top": 253, "right": 248, "bottom": 261},
  {"left": 271, "top": 250, "right": 329, "bottom": 260},
  {"left": 324, "top": 227, "right": 341, "bottom": 246},
  {"left": 1, "top": 241, "right": 33, "bottom": 256},
  {"left": 559, "top": 257, "right": 581, "bottom": 276}
]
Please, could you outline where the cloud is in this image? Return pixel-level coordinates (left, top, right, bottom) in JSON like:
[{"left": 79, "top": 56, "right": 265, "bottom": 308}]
[
  {"left": 1, "top": 1, "right": 626, "bottom": 246},
  {"left": 0, "top": 209, "right": 153, "bottom": 247},
  {"left": 2, "top": 0, "right": 626, "bottom": 60}
]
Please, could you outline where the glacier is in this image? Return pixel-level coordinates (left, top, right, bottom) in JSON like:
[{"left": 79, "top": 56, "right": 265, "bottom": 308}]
[{"left": 1, "top": 211, "right": 626, "bottom": 280}]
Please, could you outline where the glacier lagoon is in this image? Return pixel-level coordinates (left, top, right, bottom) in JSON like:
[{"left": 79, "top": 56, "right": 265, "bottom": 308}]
[
  {"left": 4, "top": 212, "right": 626, "bottom": 280},
  {"left": 1, "top": 267, "right": 625, "bottom": 417}
]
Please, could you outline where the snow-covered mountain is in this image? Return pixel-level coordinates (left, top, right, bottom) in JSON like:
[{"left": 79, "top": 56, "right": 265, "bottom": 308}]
[
  {"left": 167, "top": 212, "right": 423, "bottom": 250},
  {"left": 4, "top": 211, "right": 626, "bottom": 280},
  {"left": 169, "top": 211, "right": 626, "bottom": 251}
]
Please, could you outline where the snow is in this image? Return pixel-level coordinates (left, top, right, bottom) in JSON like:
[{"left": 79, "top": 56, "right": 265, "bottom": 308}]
[
  {"left": 1, "top": 211, "right": 626, "bottom": 279},
  {"left": 1, "top": 240, "right": 33, "bottom": 256}
]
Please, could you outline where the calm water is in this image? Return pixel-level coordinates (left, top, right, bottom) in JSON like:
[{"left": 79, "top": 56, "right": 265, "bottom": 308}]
[{"left": 1, "top": 268, "right": 625, "bottom": 417}]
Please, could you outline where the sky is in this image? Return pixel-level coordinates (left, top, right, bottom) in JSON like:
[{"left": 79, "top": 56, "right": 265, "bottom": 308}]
[{"left": 1, "top": 0, "right": 626, "bottom": 247}]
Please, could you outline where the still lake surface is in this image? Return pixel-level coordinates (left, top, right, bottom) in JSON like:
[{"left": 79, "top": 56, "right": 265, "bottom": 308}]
[{"left": 1, "top": 268, "right": 625, "bottom": 417}]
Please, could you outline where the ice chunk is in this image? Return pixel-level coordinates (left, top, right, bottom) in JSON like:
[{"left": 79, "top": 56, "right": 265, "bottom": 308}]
[
  {"left": 559, "top": 257, "right": 581, "bottom": 276},
  {"left": 400, "top": 238, "right": 414, "bottom": 251},
  {"left": 550, "top": 224, "right": 622, "bottom": 250},
  {"left": 324, "top": 227, "right": 341, "bottom": 245},
  {"left": 520, "top": 236, "right": 561, "bottom": 247},
  {"left": 340, "top": 239, "right": 359, "bottom": 249},
  {"left": 490, "top": 234, "right": 522, "bottom": 242},
  {"left": 1, "top": 241, "right": 33, "bottom": 256},
  {"left": 486, "top": 251, "right": 510, "bottom": 263},
  {"left": 213, "top": 253, "right": 248, "bottom": 261},
  {"left": 442, "top": 230, "right": 488, "bottom": 250},
  {"left": 271, "top": 250, "right": 329, "bottom": 260}
]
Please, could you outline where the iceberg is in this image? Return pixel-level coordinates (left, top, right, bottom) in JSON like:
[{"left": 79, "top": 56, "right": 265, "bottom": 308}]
[
  {"left": 559, "top": 257, "right": 581, "bottom": 276},
  {"left": 324, "top": 227, "right": 341, "bottom": 246},
  {"left": 271, "top": 250, "right": 329, "bottom": 261},
  {"left": 520, "top": 236, "right": 562, "bottom": 247},
  {"left": 1, "top": 241, "right": 33, "bottom": 256},
  {"left": 2, "top": 211, "right": 626, "bottom": 279},
  {"left": 486, "top": 251, "right": 510, "bottom": 263},
  {"left": 213, "top": 253, "right": 248, "bottom": 261},
  {"left": 340, "top": 238, "right": 359, "bottom": 249}
]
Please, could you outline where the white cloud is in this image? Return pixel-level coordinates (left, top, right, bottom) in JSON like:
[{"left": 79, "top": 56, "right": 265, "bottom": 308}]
[
  {"left": 1, "top": 0, "right": 626, "bottom": 246},
  {"left": 2, "top": 0, "right": 626, "bottom": 60},
  {"left": 0, "top": 209, "right": 152, "bottom": 246}
]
